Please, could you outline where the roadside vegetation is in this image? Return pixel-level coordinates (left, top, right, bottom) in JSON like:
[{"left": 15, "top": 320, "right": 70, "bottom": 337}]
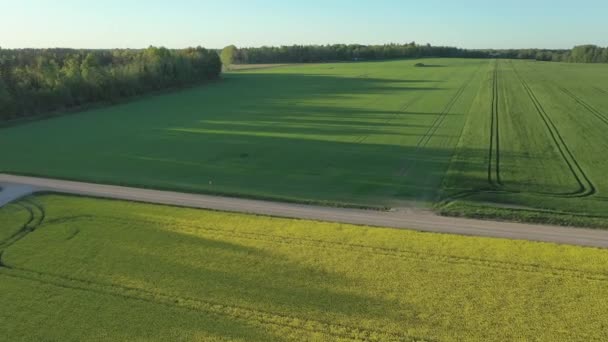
[{"left": 1, "top": 194, "right": 608, "bottom": 341}]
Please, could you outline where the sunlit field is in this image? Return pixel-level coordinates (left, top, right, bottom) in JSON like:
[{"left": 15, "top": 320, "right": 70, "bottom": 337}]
[
  {"left": 0, "top": 59, "right": 485, "bottom": 207},
  {"left": 1, "top": 59, "right": 608, "bottom": 224},
  {"left": 1, "top": 195, "right": 608, "bottom": 341}
]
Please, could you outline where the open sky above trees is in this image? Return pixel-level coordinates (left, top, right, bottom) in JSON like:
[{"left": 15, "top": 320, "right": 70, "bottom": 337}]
[{"left": 1, "top": 0, "right": 607, "bottom": 49}]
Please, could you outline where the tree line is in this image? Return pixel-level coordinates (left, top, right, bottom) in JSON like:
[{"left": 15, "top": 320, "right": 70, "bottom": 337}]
[
  {"left": 2, "top": 43, "right": 606, "bottom": 121},
  {"left": 221, "top": 42, "right": 487, "bottom": 65},
  {"left": 0, "top": 46, "right": 221, "bottom": 120},
  {"left": 565, "top": 45, "right": 608, "bottom": 63},
  {"left": 484, "top": 45, "right": 608, "bottom": 62},
  {"left": 221, "top": 43, "right": 608, "bottom": 66}
]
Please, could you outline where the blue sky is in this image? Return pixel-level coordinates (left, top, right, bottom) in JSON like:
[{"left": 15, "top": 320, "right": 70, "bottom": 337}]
[{"left": 2, "top": 0, "right": 607, "bottom": 49}]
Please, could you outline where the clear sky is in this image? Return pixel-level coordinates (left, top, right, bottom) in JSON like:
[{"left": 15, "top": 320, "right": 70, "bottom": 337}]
[{"left": 2, "top": 0, "right": 607, "bottom": 50}]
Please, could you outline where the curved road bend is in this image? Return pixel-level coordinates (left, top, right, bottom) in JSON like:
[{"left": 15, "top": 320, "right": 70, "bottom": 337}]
[{"left": 1, "top": 173, "right": 608, "bottom": 248}]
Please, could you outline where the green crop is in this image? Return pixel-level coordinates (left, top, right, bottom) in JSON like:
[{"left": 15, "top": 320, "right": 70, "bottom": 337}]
[{"left": 1, "top": 58, "right": 607, "bottom": 225}]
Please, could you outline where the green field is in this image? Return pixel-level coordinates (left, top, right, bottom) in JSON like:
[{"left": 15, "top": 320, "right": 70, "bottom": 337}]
[
  {"left": 1, "top": 58, "right": 608, "bottom": 222},
  {"left": 1, "top": 195, "right": 608, "bottom": 341},
  {"left": 441, "top": 60, "right": 608, "bottom": 225},
  {"left": 0, "top": 58, "right": 484, "bottom": 207}
]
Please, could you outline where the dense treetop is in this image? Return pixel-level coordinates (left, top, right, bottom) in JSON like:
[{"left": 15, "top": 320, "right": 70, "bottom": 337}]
[
  {"left": 0, "top": 46, "right": 221, "bottom": 120},
  {"left": 222, "top": 43, "right": 608, "bottom": 64},
  {"left": 225, "top": 43, "right": 486, "bottom": 64},
  {"left": 220, "top": 45, "right": 238, "bottom": 69}
]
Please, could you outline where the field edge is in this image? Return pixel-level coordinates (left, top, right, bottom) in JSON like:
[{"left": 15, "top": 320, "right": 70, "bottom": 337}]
[{"left": 437, "top": 200, "right": 608, "bottom": 229}]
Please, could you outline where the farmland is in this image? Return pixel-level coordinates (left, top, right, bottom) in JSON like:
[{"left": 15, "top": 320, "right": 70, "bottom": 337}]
[
  {"left": 0, "top": 58, "right": 483, "bottom": 208},
  {"left": 441, "top": 60, "right": 608, "bottom": 225},
  {"left": 1, "top": 194, "right": 608, "bottom": 341},
  {"left": 1, "top": 58, "right": 608, "bottom": 223}
]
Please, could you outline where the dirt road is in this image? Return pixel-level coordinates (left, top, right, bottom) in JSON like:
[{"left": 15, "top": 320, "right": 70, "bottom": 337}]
[{"left": 1, "top": 173, "right": 607, "bottom": 248}]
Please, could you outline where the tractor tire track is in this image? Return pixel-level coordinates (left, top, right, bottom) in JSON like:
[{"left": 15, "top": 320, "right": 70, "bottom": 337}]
[
  {"left": 445, "top": 67, "right": 596, "bottom": 202},
  {"left": 351, "top": 95, "right": 415, "bottom": 145},
  {"left": 0, "top": 200, "right": 44, "bottom": 251},
  {"left": 511, "top": 62, "right": 596, "bottom": 198},
  {"left": 398, "top": 66, "right": 480, "bottom": 177},
  {"left": 351, "top": 92, "right": 396, "bottom": 144},
  {"left": 594, "top": 87, "right": 608, "bottom": 95},
  {"left": 439, "top": 61, "right": 598, "bottom": 208},
  {"left": 560, "top": 87, "right": 608, "bottom": 126},
  {"left": 0, "top": 200, "right": 45, "bottom": 269},
  {"left": 355, "top": 69, "right": 460, "bottom": 151},
  {"left": 352, "top": 75, "right": 450, "bottom": 146},
  {"left": 0, "top": 204, "right": 34, "bottom": 249},
  {"left": 0, "top": 252, "right": 7, "bottom": 268},
  {"left": 487, "top": 60, "right": 502, "bottom": 187}
]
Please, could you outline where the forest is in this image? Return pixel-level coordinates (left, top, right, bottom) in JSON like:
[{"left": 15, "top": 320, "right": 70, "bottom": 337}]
[
  {"left": 221, "top": 42, "right": 487, "bottom": 64},
  {"left": 221, "top": 43, "right": 608, "bottom": 65},
  {"left": 487, "top": 45, "right": 608, "bottom": 62},
  {"left": 0, "top": 46, "right": 221, "bottom": 120}
]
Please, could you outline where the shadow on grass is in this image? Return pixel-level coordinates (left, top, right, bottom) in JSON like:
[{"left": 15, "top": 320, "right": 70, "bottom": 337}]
[
  {"left": 11, "top": 215, "right": 422, "bottom": 338},
  {"left": 7, "top": 67, "right": 603, "bottom": 216}
]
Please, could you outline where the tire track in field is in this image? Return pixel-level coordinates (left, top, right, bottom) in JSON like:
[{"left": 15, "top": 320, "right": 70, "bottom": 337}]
[
  {"left": 487, "top": 60, "right": 502, "bottom": 187},
  {"left": 0, "top": 266, "right": 426, "bottom": 342},
  {"left": 442, "top": 62, "right": 595, "bottom": 200},
  {"left": 0, "top": 204, "right": 34, "bottom": 249},
  {"left": 0, "top": 200, "right": 45, "bottom": 251},
  {"left": 398, "top": 67, "right": 480, "bottom": 177},
  {"left": 560, "top": 87, "right": 608, "bottom": 126},
  {"left": 352, "top": 69, "right": 461, "bottom": 150},
  {"left": 351, "top": 94, "right": 416, "bottom": 145},
  {"left": 348, "top": 70, "right": 411, "bottom": 145},
  {"left": 595, "top": 87, "right": 608, "bottom": 95},
  {"left": 43, "top": 215, "right": 608, "bottom": 282},
  {"left": 511, "top": 62, "right": 596, "bottom": 198},
  {"left": 351, "top": 76, "right": 449, "bottom": 146},
  {"left": 0, "top": 200, "right": 45, "bottom": 269}
]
